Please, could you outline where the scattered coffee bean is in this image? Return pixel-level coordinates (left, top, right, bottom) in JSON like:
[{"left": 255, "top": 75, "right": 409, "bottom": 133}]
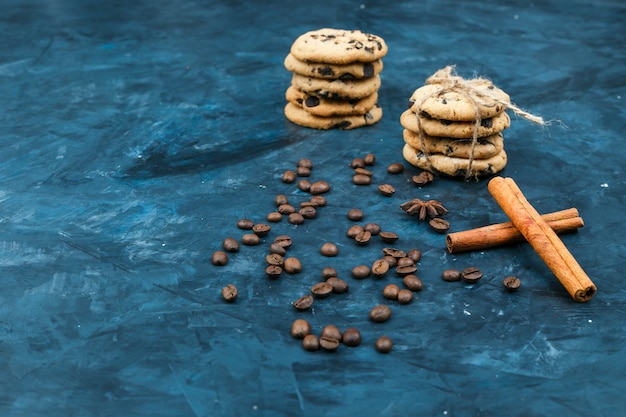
[
  {"left": 297, "top": 158, "right": 314, "bottom": 169},
  {"left": 462, "top": 267, "right": 483, "bottom": 283},
  {"left": 397, "top": 257, "right": 415, "bottom": 268},
  {"left": 265, "top": 264, "right": 283, "bottom": 279},
  {"left": 442, "top": 268, "right": 461, "bottom": 282},
  {"left": 364, "top": 153, "right": 376, "bottom": 166},
  {"left": 320, "top": 242, "right": 339, "bottom": 257},
  {"left": 503, "top": 276, "right": 522, "bottom": 292},
  {"left": 375, "top": 336, "right": 393, "bottom": 353},
  {"left": 299, "top": 206, "right": 317, "bottom": 219},
  {"left": 395, "top": 260, "right": 417, "bottom": 276},
  {"left": 296, "top": 166, "right": 311, "bottom": 177},
  {"left": 350, "top": 157, "right": 365, "bottom": 168},
  {"left": 297, "top": 179, "right": 311, "bottom": 192},
  {"left": 277, "top": 204, "right": 296, "bottom": 215},
  {"left": 266, "top": 212, "right": 283, "bottom": 222},
  {"left": 252, "top": 223, "right": 271, "bottom": 237},
  {"left": 383, "top": 284, "right": 400, "bottom": 300},
  {"left": 309, "top": 181, "right": 331, "bottom": 195},
  {"left": 347, "top": 208, "right": 364, "bottom": 221},
  {"left": 397, "top": 289, "right": 413, "bottom": 304},
  {"left": 342, "top": 328, "right": 362, "bottom": 347},
  {"left": 302, "top": 334, "right": 320, "bottom": 351},
  {"left": 283, "top": 257, "right": 303, "bottom": 274},
  {"left": 211, "top": 250, "right": 228, "bottom": 266},
  {"left": 379, "top": 231, "right": 399, "bottom": 243},
  {"left": 347, "top": 224, "right": 364, "bottom": 238},
  {"left": 326, "top": 277, "right": 349, "bottom": 294},
  {"left": 293, "top": 294, "right": 314, "bottom": 311},
  {"left": 378, "top": 184, "right": 395, "bottom": 197},
  {"left": 310, "top": 195, "right": 327, "bottom": 207},
  {"left": 269, "top": 243, "right": 286, "bottom": 256},
  {"left": 352, "top": 264, "right": 371, "bottom": 279},
  {"left": 429, "top": 217, "right": 450, "bottom": 233},
  {"left": 265, "top": 253, "right": 283, "bottom": 266},
  {"left": 372, "top": 259, "right": 390, "bottom": 278},
  {"left": 363, "top": 223, "right": 381, "bottom": 236},
  {"left": 311, "top": 281, "right": 334, "bottom": 298},
  {"left": 288, "top": 213, "right": 305, "bottom": 225},
  {"left": 354, "top": 230, "right": 372, "bottom": 246},
  {"left": 383, "top": 255, "right": 397, "bottom": 267},
  {"left": 274, "top": 194, "right": 289, "bottom": 206},
  {"left": 319, "top": 336, "right": 340, "bottom": 352},
  {"left": 403, "top": 274, "right": 423, "bottom": 291},
  {"left": 369, "top": 305, "right": 392, "bottom": 323},
  {"left": 387, "top": 162, "right": 405, "bottom": 174},
  {"left": 237, "top": 218, "right": 254, "bottom": 230},
  {"left": 407, "top": 249, "right": 422, "bottom": 263},
  {"left": 354, "top": 167, "right": 373, "bottom": 177},
  {"left": 273, "top": 235, "right": 293, "bottom": 249},
  {"left": 412, "top": 171, "right": 434, "bottom": 186},
  {"left": 353, "top": 174, "right": 372, "bottom": 185},
  {"left": 382, "top": 248, "right": 406, "bottom": 258},
  {"left": 222, "top": 238, "right": 240, "bottom": 253},
  {"left": 282, "top": 170, "right": 296, "bottom": 183},
  {"left": 221, "top": 284, "right": 238, "bottom": 302},
  {"left": 321, "top": 267, "right": 338, "bottom": 280},
  {"left": 321, "top": 325, "right": 342, "bottom": 341},
  {"left": 291, "top": 319, "right": 311, "bottom": 339}
]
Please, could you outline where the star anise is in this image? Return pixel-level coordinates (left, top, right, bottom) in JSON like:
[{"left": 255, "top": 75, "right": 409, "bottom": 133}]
[{"left": 400, "top": 198, "right": 449, "bottom": 221}]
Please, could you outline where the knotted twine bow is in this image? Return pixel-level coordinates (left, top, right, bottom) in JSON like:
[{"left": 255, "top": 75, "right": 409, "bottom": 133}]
[{"left": 414, "top": 65, "right": 545, "bottom": 180}]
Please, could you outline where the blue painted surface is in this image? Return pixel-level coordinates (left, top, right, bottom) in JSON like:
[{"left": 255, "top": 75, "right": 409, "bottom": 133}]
[{"left": 1, "top": 0, "right": 625, "bottom": 416}]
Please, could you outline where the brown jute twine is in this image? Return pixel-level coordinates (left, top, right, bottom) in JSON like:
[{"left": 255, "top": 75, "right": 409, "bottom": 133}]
[{"left": 414, "top": 65, "right": 545, "bottom": 180}]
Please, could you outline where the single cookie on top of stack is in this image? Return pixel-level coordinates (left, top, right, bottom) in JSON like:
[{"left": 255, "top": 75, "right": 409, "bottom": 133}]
[
  {"left": 400, "top": 67, "right": 512, "bottom": 178},
  {"left": 284, "top": 28, "right": 388, "bottom": 130}
]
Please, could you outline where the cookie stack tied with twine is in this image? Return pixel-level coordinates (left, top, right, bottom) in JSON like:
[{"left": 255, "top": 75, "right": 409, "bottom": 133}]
[
  {"left": 401, "top": 66, "right": 544, "bottom": 179},
  {"left": 284, "top": 28, "right": 388, "bottom": 130}
]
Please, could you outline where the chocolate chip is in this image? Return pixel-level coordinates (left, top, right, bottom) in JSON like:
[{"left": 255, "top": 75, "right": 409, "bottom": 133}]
[{"left": 304, "top": 96, "right": 320, "bottom": 107}]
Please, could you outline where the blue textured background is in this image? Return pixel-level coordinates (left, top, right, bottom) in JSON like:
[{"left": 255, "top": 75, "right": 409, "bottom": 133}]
[{"left": 1, "top": 0, "right": 625, "bottom": 416}]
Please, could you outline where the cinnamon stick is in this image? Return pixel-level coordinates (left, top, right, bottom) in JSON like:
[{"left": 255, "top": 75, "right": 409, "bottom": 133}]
[
  {"left": 446, "top": 208, "right": 584, "bottom": 253},
  {"left": 487, "top": 176, "right": 596, "bottom": 302}
]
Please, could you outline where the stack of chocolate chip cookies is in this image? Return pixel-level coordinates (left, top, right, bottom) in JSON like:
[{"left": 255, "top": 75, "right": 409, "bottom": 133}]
[
  {"left": 284, "top": 28, "right": 388, "bottom": 130},
  {"left": 400, "top": 69, "right": 512, "bottom": 178}
]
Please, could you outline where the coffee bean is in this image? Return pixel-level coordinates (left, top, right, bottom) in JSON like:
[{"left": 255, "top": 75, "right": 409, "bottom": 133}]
[
  {"left": 311, "top": 282, "right": 334, "bottom": 298},
  {"left": 293, "top": 294, "right": 314, "bottom": 311},
  {"left": 387, "top": 162, "right": 405, "bottom": 174},
  {"left": 221, "top": 284, "right": 238, "bottom": 302},
  {"left": 297, "top": 179, "right": 311, "bottom": 192},
  {"left": 347, "top": 224, "right": 364, "bottom": 238},
  {"left": 321, "top": 267, "right": 338, "bottom": 280},
  {"left": 274, "top": 194, "right": 289, "bottom": 206},
  {"left": 350, "top": 157, "right": 365, "bottom": 168},
  {"left": 326, "top": 277, "right": 349, "bottom": 294},
  {"left": 299, "top": 206, "right": 317, "bottom": 219},
  {"left": 282, "top": 170, "right": 296, "bottom": 183},
  {"left": 283, "top": 257, "right": 303, "bottom": 274},
  {"left": 462, "top": 267, "right": 483, "bottom": 283},
  {"left": 407, "top": 249, "right": 422, "bottom": 263},
  {"left": 412, "top": 171, "right": 434, "bottom": 186},
  {"left": 354, "top": 167, "right": 373, "bottom": 177},
  {"left": 375, "top": 336, "right": 393, "bottom": 353},
  {"left": 319, "top": 336, "right": 340, "bottom": 352},
  {"left": 395, "top": 263, "right": 417, "bottom": 277},
  {"left": 379, "top": 231, "right": 399, "bottom": 243},
  {"left": 354, "top": 230, "right": 372, "bottom": 246},
  {"left": 382, "top": 248, "right": 406, "bottom": 258},
  {"left": 252, "top": 223, "right": 271, "bottom": 237},
  {"left": 320, "top": 242, "right": 339, "bottom": 257},
  {"left": 297, "top": 158, "right": 314, "bottom": 169},
  {"left": 429, "top": 217, "right": 450, "bottom": 233},
  {"left": 309, "top": 181, "right": 330, "bottom": 195},
  {"left": 310, "top": 195, "right": 327, "bottom": 207},
  {"left": 378, "top": 184, "right": 395, "bottom": 196},
  {"left": 296, "top": 166, "right": 311, "bottom": 177},
  {"left": 372, "top": 259, "right": 390, "bottom": 278},
  {"left": 321, "top": 325, "right": 342, "bottom": 341},
  {"left": 288, "top": 212, "right": 305, "bottom": 224},
  {"left": 503, "top": 276, "right": 522, "bottom": 292},
  {"left": 403, "top": 274, "right": 423, "bottom": 291},
  {"left": 352, "top": 264, "right": 371, "bottom": 279},
  {"left": 369, "top": 305, "right": 392, "bottom": 323},
  {"left": 442, "top": 268, "right": 461, "bottom": 282},
  {"left": 273, "top": 235, "right": 293, "bottom": 249},
  {"left": 291, "top": 319, "right": 312, "bottom": 339},
  {"left": 269, "top": 243, "right": 286, "bottom": 256},
  {"left": 364, "top": 153, "right": 376, "bottom": 166},
  {"left": 265, "top": 253, "right": 283, "bottom": 266},
  {"left": 211, "top": 250, "right": 228, "bottom": 266},
  {"left": 265, "top": 264, "right": 282, "bottom": 279},
  {"left": 347, "top": 208, "right": 364, "bottom": 221},
  {"left": 342, "top": 328, "right": 362, "bottom": 347},
  {"left": 222, "top": 238, "right": 240, "bottom": 253},
  {"left": 277, "top": 204, "right": 296, "bottom": 215},
  {"left": 383, "top": 284, "right": 400, "bottom": 300},
  {"left": 237, "top": 218, "right": 254, "bottom": 230},
  {"left": 266, "top": 212, "right": 283, "bottom": 222},
  {"left": 383, "top": 255, "right": 397, "bottom": 267},
  {"left": 352, "top": 174, "right": 372, "bottom": 185},
  {"left": 302, "top": 334, "right": 320, "bottom": 351},
  {"left": 363, "top": 223, "right": 381, "bottom": 236},
  {"left": 397, "top": 257, "right": 415, "bottom": 268},
  {"left": 397, "top": 289, "right": 413, "bottom": 304}
]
